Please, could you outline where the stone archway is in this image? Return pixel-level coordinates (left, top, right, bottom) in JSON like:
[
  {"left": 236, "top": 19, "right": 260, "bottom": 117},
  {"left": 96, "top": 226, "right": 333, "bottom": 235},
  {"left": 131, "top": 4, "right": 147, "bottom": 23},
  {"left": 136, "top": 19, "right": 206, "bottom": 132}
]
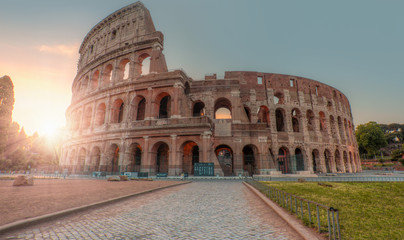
[
  {"left": 312, "top": 149, "right": 320, "bottom": 173},
  {"left": 155, "top": 142, "right": 169, "bottom": 174},
  {"left": 243, "top": 145, "right": 258, "bottom": 176},
  {"left": 215, "top": 145, "right": 233, "bottom": 176},
  {"left": 181, "top": 141, "right": 199, "bottom": 175}
]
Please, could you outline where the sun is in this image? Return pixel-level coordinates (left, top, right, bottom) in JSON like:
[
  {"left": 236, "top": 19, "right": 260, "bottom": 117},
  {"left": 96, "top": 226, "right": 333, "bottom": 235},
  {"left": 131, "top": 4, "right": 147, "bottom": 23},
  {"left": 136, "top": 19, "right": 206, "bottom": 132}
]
[{"left": 40, "top": 122, "right": 60, "bottom": 139}]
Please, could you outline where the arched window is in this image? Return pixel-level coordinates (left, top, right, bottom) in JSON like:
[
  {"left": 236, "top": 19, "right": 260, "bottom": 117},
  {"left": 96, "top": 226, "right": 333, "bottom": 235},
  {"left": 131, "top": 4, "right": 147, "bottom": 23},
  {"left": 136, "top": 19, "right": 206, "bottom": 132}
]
[
  {"left": 138, "top": 54, "right": 151, "bottom": 76},
  {"left": 275, "top": 108, "right": 285, "bottom": 132},
  {"left": 338, "top": 116, "right": 344, "bottom": 139},
  {"left": 319, "top": 111, "right": 326, "bottom": 131},
  {"left": 111, "top": 99, "right": 124, "bottom": 123},
  {"left": 344, "top": 119, "right": 349, "bottom": 139},
  {"left": 83, "top": 107, "right": 92, "bottom": 129},
  {"left": 193, "top": 102, "right": 205, "bottom": 117},
  {"left": 291, "top": 108, "right": 301, "bottom": 132},
  {"left": 307, "top": 110, "right": 315, "bottom": 131},
  {"left": 91, "top": 70, "right": 99, "bottom": 90},
  {"left": 81, "top": 76, "right": 89, "bottom": 93},
  {"left": 119, "top": 59, "right": 130, "bottom": 80},
  {"left": 257, "top": 106, "right": 270, "bottom": 125},
  {"left": 214, "top": 98, "right": 232, "bottom": 119},
  {"left": 95, "top": 103, "right": 106, "bottom": 126},
  {"left": 118, "top": 102, "right": 124, "bottom": 123},
  {"left": 137, "top": 98, "right": 146, "bottom": 120},
  {"left": 274, "top": 92, "right": 284, "bottom": 104},
  {"left": 159, "top": 95, "right": 171, "bottom": 119},
  {"left": 102, "top": 64, "right": 113, "bottom": 86},
  {"left": 330, "top": 115, "right": 337, "bottom": 136}
]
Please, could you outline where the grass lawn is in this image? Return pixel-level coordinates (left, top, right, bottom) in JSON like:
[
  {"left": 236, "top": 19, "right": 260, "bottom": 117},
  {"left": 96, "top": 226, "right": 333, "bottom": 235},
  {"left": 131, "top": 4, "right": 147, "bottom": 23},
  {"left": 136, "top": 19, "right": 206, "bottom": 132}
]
[{"left": 261, "top": 181, "right": 404, "bottom": 240}]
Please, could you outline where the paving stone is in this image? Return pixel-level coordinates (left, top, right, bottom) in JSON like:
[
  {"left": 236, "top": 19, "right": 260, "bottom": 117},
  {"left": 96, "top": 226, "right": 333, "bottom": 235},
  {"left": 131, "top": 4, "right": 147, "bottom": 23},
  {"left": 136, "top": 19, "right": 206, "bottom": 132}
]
[{"left": 3, "top": 181, "right": 302, "bottom": 239}]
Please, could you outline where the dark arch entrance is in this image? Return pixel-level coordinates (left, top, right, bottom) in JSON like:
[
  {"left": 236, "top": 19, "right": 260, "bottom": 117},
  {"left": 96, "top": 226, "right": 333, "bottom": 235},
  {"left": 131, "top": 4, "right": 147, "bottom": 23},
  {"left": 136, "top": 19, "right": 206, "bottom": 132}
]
[
  {"left": 324, "top": 149, "right": 332, "bottom": 173},
  {"left": 156, "top": 143, "right": 169, "bottom": 174},
  {"left": 129, "top": 143, "right": 142, "bottom": 172},
  {"left": 312, "top": 149, "right": 319, "bottom": 173},
  {"left": 215, "top": 145, "right": 233, "bottom": 176},
  {"left": 278, "top": 147, "right": 289, "bottom": 174},
  {"left": 182, "top": 141, "right": 199, "bottom": 175},
  {"left": 243, "top": 145, "right": 257, "bottom": 176},
  {"left": 295, "top": 148, "right": 305, "bottom": 171},
  {"left": 107, "top": 144, "right": 120, "bottom": 174}
]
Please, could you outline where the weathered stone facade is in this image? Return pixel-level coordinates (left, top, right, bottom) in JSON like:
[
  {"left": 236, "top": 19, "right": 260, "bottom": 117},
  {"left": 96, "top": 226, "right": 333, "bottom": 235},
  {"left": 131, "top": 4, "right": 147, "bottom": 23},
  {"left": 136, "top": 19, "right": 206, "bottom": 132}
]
[{"left": 61, "top": 2, "right": 361, "bottom": 176}]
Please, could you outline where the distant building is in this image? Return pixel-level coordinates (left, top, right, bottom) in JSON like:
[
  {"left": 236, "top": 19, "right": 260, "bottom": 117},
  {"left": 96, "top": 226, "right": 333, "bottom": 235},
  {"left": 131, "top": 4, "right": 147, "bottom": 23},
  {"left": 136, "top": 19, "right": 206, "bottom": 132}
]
[{"left": 61, "top": 2, "right": 361, "bottom": 176}]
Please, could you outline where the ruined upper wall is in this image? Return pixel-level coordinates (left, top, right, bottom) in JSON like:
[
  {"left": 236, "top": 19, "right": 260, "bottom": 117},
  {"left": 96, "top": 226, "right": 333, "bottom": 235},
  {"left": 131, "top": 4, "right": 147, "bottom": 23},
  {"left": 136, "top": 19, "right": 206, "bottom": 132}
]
[
  {"left": 77, "top": 1, "right": 164, "bottom": 73},
  {"left": 224, "top": 71, "right": 352, "bottom": 115}
]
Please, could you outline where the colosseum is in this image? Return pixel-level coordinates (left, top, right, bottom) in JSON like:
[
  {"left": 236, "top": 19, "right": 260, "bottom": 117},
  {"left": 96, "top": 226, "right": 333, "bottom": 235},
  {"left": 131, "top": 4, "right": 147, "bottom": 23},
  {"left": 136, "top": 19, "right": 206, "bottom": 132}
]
[{"left": 61, "top": 2, "right": 361, "bottom": 177}]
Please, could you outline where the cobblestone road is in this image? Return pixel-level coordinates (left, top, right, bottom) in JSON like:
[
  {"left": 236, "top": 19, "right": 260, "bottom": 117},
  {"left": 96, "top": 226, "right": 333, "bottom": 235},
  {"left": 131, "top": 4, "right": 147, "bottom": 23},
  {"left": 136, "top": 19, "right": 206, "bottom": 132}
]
[{"left": 2, "top": 181, "right": 302, "bottom": 240}]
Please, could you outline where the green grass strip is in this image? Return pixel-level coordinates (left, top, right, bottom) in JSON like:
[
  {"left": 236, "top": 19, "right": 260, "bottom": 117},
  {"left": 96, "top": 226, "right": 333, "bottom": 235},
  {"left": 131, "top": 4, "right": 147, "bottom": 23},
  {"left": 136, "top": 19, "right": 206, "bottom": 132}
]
[{"left": 260, "top": 181, "right": 404, "bottom": 240}]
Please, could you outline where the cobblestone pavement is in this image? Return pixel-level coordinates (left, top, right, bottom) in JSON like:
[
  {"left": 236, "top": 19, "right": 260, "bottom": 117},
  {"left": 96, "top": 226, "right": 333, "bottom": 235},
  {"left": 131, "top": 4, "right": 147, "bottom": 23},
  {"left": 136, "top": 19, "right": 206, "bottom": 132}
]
[{"left": 2, "top": 181, "right": 302, "bottom": 240}]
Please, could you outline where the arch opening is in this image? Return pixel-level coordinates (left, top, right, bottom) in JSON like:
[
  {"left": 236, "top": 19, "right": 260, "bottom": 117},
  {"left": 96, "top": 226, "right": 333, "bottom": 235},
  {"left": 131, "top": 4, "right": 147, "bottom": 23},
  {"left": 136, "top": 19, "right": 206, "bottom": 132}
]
[
  {"left": 275, "top": 108, "right": 285, "bottom": 132},
  {"left": 312, "top": 149, "right": 320, "bottom": 173},
  {"left": 182, "top": 141, "right": 199, "bottom": 175},
  {"left": 215, "top": 145, "right": 233, "bottom": 176},
  {"left": 129, "top": 144, "right": 142, "bottom": 172},
  {"left": 214, "top": 98, "right": 232, "bottom": 119},
  {"left": 107, "top": 144, "right": 120, "bottom": 174},
  {"left": 95, "top": 103, "right": 106, "bottom": 126},
  {"left": 90, "top": 147, "right": 101, "bottom": 172},
  {"left": 156, "top": 143, "right": 169, "bottom": 174},
  {"left": 292, "top": 108, "right": 301, "bottom": 132},
  {"left": 243, "top": 145, "right": 258, "bottom": 176},
  {"left": 159, "top": 95, "right": 171, "bottom": 119},
  {"left": 257, "top": 105, "right": 270, "bottom": 125},
  {"left": 193, "top": 102, "right": 205, "bottom": 117}
]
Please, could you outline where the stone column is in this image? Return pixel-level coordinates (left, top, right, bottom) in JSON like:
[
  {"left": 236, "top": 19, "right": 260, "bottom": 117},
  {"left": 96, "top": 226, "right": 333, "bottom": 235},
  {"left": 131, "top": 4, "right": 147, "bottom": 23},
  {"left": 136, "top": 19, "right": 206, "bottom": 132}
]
[
  {"left": 145, "top": 87, "right": 153, "bottom": 120},
  {"left": 171, "top": 83, "right": 182, "bottom": 118},
  {"left": 201, "top": 131, "right": 211, "bottom": 163},
  {"left": 169, "top": 135, "right": 179, "bottom": 176},
  {"left": 141, "top": 136, "right": 151, "bottom": 174}
]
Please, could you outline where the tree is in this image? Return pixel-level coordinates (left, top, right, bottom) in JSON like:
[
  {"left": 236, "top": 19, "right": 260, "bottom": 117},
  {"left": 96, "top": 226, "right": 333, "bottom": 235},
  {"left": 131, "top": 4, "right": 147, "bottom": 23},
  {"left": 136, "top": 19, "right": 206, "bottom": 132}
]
[
  {"left": 355, "top": 122, "right": 387, "bottom": 157},
  {"left": 0, "top": 76, "right": 14, "bottom": 159}
]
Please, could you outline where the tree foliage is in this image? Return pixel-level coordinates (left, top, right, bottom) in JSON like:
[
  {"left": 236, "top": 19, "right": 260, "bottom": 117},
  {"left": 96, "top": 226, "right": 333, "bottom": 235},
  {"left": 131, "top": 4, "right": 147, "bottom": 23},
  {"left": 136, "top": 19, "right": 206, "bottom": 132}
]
[
  {"left": 355, "top": 122, "right": 387, "bottom": 156},
  {"left": 0, "top": 75, "right": 14, "bottom": 158}
]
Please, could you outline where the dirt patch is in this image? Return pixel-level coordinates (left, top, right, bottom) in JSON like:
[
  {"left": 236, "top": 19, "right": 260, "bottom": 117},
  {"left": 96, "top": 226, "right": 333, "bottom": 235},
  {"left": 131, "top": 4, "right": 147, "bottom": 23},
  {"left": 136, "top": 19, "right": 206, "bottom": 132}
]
[{"left": 0, "top": 179, "right": 181, "bottom": 226}]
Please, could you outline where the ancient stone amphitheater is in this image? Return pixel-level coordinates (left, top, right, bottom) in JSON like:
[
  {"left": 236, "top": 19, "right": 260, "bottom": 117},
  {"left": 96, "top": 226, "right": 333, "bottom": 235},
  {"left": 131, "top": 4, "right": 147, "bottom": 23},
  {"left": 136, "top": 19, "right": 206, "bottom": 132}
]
[{"left": 61, "top": 2, "right": 361, "bottom": 176}]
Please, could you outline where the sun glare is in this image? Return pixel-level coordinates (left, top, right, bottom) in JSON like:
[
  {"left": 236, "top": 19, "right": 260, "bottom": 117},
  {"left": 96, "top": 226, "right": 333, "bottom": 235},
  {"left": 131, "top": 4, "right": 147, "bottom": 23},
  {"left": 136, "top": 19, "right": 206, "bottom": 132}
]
[{"left": 41, "top": 123, "right": 60, "bottom": 139}]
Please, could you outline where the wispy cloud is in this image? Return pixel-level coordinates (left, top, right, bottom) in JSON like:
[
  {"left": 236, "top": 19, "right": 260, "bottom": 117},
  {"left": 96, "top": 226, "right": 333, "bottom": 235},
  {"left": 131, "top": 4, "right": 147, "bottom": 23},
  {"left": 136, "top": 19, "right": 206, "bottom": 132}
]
[{"left": 38, "top": 44, "right": 79, "bottom": 56}]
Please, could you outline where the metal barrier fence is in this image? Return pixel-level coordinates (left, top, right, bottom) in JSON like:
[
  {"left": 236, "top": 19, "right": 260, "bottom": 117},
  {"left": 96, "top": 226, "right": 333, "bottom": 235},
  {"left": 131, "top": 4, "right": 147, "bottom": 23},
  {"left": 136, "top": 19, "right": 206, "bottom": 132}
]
[
  {"left": 246, "top": 180, "right": 341, "bottom": 240},
  {"left": 253, "top": 176, "right": 404, "bottom": 182}
]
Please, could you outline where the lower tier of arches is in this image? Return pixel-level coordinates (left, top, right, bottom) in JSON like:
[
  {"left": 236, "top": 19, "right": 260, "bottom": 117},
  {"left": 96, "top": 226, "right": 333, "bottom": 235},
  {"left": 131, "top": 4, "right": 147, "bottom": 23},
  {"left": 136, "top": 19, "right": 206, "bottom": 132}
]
[{"left": 61, "top": 135, "right": 362, "bottom": 176}]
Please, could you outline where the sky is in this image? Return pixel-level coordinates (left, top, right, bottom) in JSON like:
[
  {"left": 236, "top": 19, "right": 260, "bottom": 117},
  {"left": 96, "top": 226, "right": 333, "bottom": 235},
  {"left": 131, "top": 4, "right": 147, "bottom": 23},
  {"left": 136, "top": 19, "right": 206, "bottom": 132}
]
[{"left": 0, "top": 0, "right": 403, "bottom": 136}]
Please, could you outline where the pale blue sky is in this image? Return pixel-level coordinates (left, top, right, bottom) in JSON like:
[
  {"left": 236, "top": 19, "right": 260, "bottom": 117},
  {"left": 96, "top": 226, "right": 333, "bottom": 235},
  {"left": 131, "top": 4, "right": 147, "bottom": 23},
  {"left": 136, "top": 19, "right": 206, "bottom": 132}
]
[{"left": 0, "top": 0, "right": 403, "bottom": 134}]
